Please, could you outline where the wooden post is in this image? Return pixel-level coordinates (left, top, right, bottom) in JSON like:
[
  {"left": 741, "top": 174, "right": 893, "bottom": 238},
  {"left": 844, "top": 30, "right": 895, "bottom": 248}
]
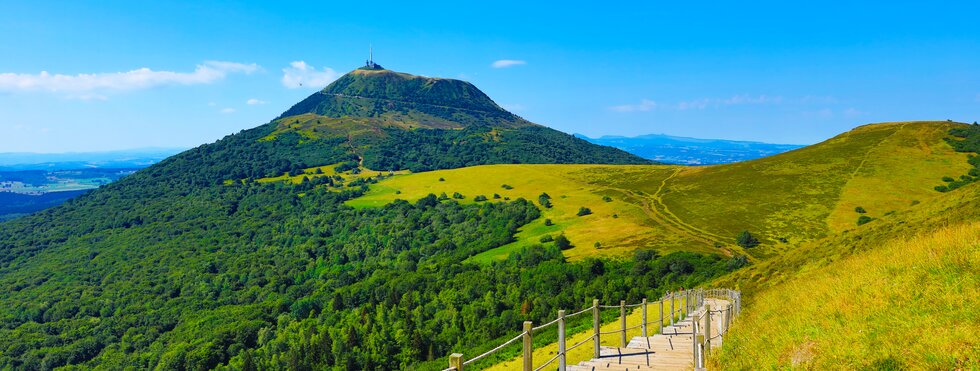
[
  {"left": 620, "top": 300, "right": 627, "bottom": 347},
  {"left": 558, "top": 310, "right": 566, "bottom": 370},
  {"left": 592, "top": 299, "right": 600, "bottom": 358},
  {"left": 641, "top": 298, "right": 648, "bottom": 338},
  {"left": 523, "top": 321, "right": 533, "bottom": 371},
  {"left": 669, "top": 292, "right": 675, "bottom": 327},
  {"left": 719, "top": 304, "right": 727, "bottom": 339},
  {"left": 704, "top": 304, "right": 712, "bottom": 356},
  {"left": 658, "top": 299, "right": 664, "bottom": 334},
  {"left": 692, "top": 311, "right": 699, "bottom": 367},
  {"left": 449, "top": 353, "right": 463, "bottom": 371}
]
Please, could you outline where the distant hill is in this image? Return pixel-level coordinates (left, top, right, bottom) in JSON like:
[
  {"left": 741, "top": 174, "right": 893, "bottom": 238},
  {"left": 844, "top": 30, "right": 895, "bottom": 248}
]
[
  {"left": 0, "top": 148, "right": 184, "bottom": 171},
  {"left": 576, "top": 133, "right": 804, "bottom": 165}
]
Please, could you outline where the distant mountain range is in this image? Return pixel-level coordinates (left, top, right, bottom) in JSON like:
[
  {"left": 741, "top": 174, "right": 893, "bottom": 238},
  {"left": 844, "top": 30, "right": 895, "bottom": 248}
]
[
  {"left": 576, "top": 133, "right": 805, "bottom": 165},
  {"left": 0, "top": 147, "right": 185, "bottom": 171}
]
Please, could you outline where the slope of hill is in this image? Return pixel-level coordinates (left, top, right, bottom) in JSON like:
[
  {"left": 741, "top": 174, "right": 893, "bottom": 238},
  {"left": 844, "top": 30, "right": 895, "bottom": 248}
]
[
  {"left": 577, "top": 133, "right": 804, "bottom": 165},
  {"left": 711, "top": 176, "right": 980, "bottom": 369},
  {"left": 347, "top": 121, "right": 968, "bottom": 261}
]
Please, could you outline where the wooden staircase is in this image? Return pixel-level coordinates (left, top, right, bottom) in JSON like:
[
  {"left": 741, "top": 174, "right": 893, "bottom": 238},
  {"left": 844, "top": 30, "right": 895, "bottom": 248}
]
[{"left": 567, "top": 298, "right": 730, "bottom": 371}]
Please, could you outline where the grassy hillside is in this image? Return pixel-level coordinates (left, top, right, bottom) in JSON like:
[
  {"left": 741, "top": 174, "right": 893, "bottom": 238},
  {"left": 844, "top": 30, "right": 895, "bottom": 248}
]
[
  {"left": 345, "top": 121, "right": 969, "bottom": 263},
  {"left": 711, "top": 179, "right": 980, "bottom": 369}
]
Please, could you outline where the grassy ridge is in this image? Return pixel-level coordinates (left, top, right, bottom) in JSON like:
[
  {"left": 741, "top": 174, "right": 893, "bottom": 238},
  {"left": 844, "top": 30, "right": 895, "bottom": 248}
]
[
  {"left": 714, "top": 222, "right": 980, "bottom": 369},
  {"left": 345, "top": 121, "right": 968, "bottom": 263}
]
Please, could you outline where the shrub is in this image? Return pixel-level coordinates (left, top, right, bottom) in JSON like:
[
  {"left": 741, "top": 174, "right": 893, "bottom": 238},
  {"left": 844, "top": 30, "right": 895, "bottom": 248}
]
[
  {"left": 452, "top": 192, "right": 464, "bottom": 199},
  {"left": 493, "top": 193, "right": 501, "bottom": 199},
  {"left": 594, "top": 242, "right": 601, "bottom": 248},
  {"left": 539, "top": 235, "right": 554, "bottom": 243},
  {"left": 857, "top": 215, "right": 874, "bottom": 225},
  {"left": 736, "top": 230, "right": 760, "bottom": 248},
  {"left": 543, "top": 219, "right": 553, "bottom": 226},
  {"left": 855, "top": 206, "right": 866, "bottom": 213},
  {"left": 473, "top": 195, "right": 488, "bottom": 202},
  {"left": 438, "top": 192, "right": 449, "bottom": 200},
  {"left": 942, "top": 176, "right": 955, "bottom": 182},
  {"left": 602, "top": 196, "right": 613, "bottom": 202},
  {"left": 438, "top": 177, "right": 445, "bottom": 182},
  {"left": 577, "top": 207, "right": 592, "bottom": 216},
  {"left": 501, "top": 184, "right": 513, "bottom": 190}
]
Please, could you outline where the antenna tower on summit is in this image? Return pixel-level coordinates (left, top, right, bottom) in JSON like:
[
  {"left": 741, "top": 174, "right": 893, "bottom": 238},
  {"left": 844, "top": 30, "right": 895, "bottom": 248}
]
[{"left": 363, "top": 45, "right": 383, "bottom": 70}]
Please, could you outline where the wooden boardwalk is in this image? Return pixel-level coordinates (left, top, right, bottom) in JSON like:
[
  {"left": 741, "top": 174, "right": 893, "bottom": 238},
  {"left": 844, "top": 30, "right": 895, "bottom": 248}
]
[
  {"left": 444, "top": 289, "right": 740, "bottom": 371},
  {"left": 567, "top": 298, "right": 731, "bottom": 371}
]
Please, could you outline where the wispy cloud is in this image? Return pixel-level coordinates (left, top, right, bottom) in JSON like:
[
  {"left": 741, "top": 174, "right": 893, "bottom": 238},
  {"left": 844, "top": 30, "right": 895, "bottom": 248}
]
[
  {"left": 677, "top": 95, "right": 783, "bottom": 110},
  {"left": 281, "top": 61, "right": 340, "bottom": 89},
  {"left": 220, "top": 107, "right": 236, "bottom": 114},
  {"left": 491, "top": 59, "right": 527, "bottom": 69},
  {"left": 613, "top": 95, "right": 784, "bottom": 112},
  {"left": 246, "top": 98, "right": 267, "bottom": 105},
  {"left": 0, "top": 61, "right": 259, "bottom": 93},
  {"left": 610, "top": 99, "right": 658, "bottom": 112}
]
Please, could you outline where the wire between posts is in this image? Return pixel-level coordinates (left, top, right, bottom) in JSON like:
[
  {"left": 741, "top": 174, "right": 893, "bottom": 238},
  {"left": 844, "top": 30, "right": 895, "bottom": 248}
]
[
  {"left": 462, "top": 332, "right": 526, "bottom": 365},
  {"left": 532, "top": 353, "right": 562, "bottom": 371},
  {"left": 566, "top": 334, "right": 596, "bottom": 351},
  {"left": 566, "top": 306, "right": 593, "bottom": 318},
  {"left": 531, "top": 317, "right": 561, "bottom": 332}
]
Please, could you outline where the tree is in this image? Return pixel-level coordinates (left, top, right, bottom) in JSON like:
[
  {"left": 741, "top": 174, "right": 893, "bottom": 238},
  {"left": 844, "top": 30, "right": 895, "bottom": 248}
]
[
  {"left": 554, "top": 234, "right": 572, "bottom": 250},
  {"left": 577, "top": 207, "right": 592, "bottom": 216},
  {"left": 854, "top": 206, "right": 867, "bottom": 213},
  {"left": 857, "top": 215, "right": 874, "bottom": 225},
  {"left": 538, "top": 193, "right": 552, "bottom": 208},
  {"left": 543, "top": 219, "right": 553, "bottom": 226},
  {"left": 735, "top": 230, "right": 759, "bottom": 248}
]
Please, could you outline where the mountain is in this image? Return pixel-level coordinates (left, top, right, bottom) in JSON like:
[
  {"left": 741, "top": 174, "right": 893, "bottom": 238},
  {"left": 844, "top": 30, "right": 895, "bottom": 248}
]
[
  {"left": 576, "top": 133, "right": 804, "bottom": 165},
  {"left": 269, "top": 68, "right": 649, "bottom": 172}
]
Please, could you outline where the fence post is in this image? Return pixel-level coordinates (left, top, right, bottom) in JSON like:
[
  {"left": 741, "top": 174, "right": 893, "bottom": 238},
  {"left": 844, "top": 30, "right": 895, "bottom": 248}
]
[
  {"left": 592, "top": 299, "right": 600, "bottom": 359},
  {"left": 692, "top": 311, "right": 699, "bottom": 368},
  {"left": 704, "top": 304, "right": 712, "bottom": 357},
  {"left": 658, "top": 299, "right": 664, "bottom": 334},
  {"left": 558, "top": 310, "right": 566, "bottom": 370},
  {"left": 641, "top": 298, "right": 648, "bottom": 339},
  {"left": 523, "top": 321, "right": 533, "bottom": 371},
  {"left": 449, "top": 353, "right": 463, "bottom": 371},
  {"left": 669, "top": 292, "right": 675, "bottom": 327},
  {"left": 719, "top": 304, "right": 727, "bottom": 340},
  {"left": 619, "top": 300, "right": 627, "bottom": 347}
]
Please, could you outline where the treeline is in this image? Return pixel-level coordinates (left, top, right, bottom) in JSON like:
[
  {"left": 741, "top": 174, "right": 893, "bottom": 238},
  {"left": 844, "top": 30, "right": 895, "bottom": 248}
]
[{"left": 364, "top": 126, "right": 650, "bottom": 172}]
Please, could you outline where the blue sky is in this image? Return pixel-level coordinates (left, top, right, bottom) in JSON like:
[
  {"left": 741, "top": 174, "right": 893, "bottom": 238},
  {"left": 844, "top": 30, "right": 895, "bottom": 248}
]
[{"left": 2, "top": 1, "right": 979, "bottom": 152}]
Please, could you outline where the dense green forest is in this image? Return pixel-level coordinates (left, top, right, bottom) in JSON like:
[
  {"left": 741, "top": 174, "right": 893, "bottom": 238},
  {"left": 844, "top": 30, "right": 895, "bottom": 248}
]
[
  {"left": 363, "top": 126, "right": 650, "bottom": 172},
  {"left": 0, "top": 170, "right": 740, "bottom": 369}
]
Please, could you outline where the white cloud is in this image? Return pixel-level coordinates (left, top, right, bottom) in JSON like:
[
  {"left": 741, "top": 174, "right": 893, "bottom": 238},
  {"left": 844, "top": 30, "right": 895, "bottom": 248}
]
[
  {"left": 0, "top": 61, "right": 259, "bottom": 93},
  {"left": 491, "top": 60, "right": 527, "bottom": 69},
  {"left": 281, "top": 61, "right": 341, "bottom": 89},
  {"left": 220, "top": 108, "right": 236, "bottom": 114},
  {"left": 610, "top": 99, "right": 657, "bottom": 112},
  {"left": 246, "top": 98, "right": 267, "bottom": 105},
  {"left": 678, "top": 95, "right": 783, "bottom": 110}
]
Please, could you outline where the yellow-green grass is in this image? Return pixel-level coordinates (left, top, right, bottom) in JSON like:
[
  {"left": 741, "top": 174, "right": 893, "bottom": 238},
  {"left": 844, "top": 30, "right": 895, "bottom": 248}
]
[
  {"left": 825, "top": 122, "right": 970, "bottom": 232},
  {"left": 346, "top": 164, "right": 719, "bottom": 261},
  {"left": 241, "top": 162, "right": 408, "bottom": 185},
  {"left": 484, "top": 297, "right": 688, "bottom": 371},
  {"left": 594, "top": 121, "right": 968, "bottom": 260},
  {"left": 713, "top": 221, "right": 980, "bottom": 369}
]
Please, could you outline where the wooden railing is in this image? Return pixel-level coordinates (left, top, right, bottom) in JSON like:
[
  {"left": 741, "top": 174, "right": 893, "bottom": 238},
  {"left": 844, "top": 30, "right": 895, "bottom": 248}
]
[{"left": 443, "top": 288, "right": 741, "bottom": 371}]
